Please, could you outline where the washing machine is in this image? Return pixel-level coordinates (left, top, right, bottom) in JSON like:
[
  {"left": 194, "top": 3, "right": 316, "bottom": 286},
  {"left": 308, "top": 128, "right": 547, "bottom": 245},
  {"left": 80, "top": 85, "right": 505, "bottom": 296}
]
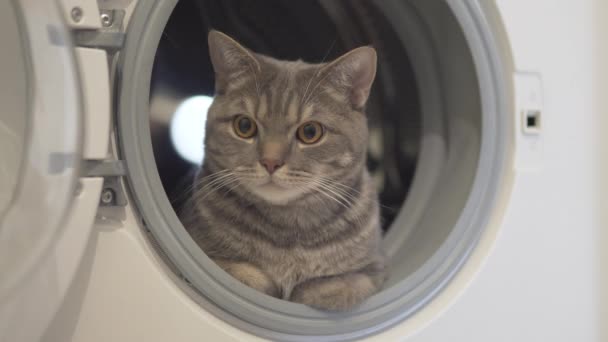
[{"left": 1, "top": 0, "right": 606, "bottom": 341}]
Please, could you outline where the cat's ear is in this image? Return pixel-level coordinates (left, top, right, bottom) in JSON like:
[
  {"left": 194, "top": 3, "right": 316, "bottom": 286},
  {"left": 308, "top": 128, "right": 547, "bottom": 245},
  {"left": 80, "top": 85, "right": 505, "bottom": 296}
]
[
  {"left": 208, "top": 30, "right": 259, "bottom": 93},
  {"left": 324, "top": 46, "right": 377, "bottom": 109}
]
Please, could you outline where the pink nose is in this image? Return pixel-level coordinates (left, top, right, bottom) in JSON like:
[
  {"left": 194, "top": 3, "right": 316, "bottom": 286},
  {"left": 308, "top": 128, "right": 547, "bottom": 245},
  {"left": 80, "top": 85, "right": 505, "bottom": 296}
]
[{"left": 260, "top": 158, "right": 284, "bottom": 174}]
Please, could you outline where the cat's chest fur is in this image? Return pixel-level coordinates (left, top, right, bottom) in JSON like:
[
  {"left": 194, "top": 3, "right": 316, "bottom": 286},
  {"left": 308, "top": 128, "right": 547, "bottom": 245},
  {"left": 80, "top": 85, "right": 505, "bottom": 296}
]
[
  {"left": 188, "top": 199, "right": 379, "bottom": 298},
  {"left": 186, "top": 170, "right": 382, "bottom": 299}
]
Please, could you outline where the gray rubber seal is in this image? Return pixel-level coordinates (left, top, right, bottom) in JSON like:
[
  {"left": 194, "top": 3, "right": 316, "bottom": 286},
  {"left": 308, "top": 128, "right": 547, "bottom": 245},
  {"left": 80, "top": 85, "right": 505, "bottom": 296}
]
[{"left": 115, "top": 0, "right": 512, "bottom": 340}]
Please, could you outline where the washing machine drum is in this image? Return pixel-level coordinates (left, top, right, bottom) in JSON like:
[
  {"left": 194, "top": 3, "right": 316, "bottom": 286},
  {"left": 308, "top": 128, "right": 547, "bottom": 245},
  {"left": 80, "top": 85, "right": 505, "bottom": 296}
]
[
  {"left": 119, "top": 1, "right": 509, "bottom": 339},
  {"left": 0, "top": 0, "right": 510, "bottom": 341}
]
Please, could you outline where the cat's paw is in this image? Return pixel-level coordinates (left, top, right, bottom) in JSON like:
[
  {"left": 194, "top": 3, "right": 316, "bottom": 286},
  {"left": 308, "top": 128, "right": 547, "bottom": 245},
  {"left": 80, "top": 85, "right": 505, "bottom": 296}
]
[
  {"left": 214, "top": 259, "right": 280, "bottom": 297},
  {"left": 290, "top": 273, "right": 377, "bottom": 311}
]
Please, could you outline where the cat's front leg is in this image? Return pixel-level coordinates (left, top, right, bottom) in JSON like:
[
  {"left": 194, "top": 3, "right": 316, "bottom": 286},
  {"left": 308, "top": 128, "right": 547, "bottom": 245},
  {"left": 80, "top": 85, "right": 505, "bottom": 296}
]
[
  {"left": 289, "top": 272, "right": 381, "bottom": 311},
  {"left": 213, "top": 259, "right": 280, "bottom": 298}
]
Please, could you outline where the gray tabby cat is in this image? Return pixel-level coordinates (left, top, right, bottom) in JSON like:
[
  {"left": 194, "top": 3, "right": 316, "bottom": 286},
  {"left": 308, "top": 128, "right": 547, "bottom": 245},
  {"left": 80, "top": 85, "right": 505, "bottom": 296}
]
[{"left": 180, "top": 30, "right": 387, "bottom": 311}]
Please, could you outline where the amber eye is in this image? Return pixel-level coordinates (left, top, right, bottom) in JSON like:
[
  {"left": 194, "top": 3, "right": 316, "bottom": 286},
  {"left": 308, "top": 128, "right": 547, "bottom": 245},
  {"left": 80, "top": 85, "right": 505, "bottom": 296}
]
[
  {"left": 233, "top": 115, "right": 257, "bottom": 138},
  {"left": 296, "top": 121, "right": 324, "bottom": 144}
]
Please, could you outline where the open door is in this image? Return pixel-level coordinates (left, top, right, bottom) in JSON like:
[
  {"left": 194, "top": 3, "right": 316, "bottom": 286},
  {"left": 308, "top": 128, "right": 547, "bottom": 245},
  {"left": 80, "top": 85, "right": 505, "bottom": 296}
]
[{"left": 0, "top": 1, "right": 110, "bottom": 341}]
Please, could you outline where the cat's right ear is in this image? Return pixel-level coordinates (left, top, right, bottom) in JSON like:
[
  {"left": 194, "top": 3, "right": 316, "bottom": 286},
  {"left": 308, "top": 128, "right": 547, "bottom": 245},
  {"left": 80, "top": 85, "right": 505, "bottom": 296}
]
[{"left": 208, "top": 30, "right": 259, "bottom": 94}]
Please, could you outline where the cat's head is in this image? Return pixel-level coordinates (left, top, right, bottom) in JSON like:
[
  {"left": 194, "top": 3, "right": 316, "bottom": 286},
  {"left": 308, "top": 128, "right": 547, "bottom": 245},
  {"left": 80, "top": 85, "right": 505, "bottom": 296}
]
[{"left": 203, "top": 30, "right": 376, "bottom": 205}]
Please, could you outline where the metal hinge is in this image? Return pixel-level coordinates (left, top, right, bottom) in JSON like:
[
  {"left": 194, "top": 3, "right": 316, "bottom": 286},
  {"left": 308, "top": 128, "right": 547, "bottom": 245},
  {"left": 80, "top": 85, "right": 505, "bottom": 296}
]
[
  {"left": 84, "top": 160, "right": 128, "bottom": 206},
  {"left": 72, "top": 9, "right": 125, "bottom": 51}
]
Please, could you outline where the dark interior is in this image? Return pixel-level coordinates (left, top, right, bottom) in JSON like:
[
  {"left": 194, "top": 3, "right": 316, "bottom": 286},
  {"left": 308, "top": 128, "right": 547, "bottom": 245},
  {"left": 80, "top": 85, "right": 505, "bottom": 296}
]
[{"left": 149, "top": 0, "right": 421, "bottom": 229}]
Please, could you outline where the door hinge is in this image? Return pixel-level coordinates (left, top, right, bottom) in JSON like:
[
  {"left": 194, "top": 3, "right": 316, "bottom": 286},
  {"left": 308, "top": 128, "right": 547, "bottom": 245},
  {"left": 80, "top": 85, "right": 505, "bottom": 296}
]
[
  {"left": 73, "top": 9, "right": 125, "bottom": 51},
  {"left": 83, "top": 160, "right": 128, "bottom": 207}
]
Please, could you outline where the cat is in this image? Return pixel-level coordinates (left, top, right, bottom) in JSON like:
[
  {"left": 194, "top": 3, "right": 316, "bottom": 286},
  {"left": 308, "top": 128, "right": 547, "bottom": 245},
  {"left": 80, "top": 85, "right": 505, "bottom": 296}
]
[{"left": 179, "top": 30, "right": 387, "bottom": 311}]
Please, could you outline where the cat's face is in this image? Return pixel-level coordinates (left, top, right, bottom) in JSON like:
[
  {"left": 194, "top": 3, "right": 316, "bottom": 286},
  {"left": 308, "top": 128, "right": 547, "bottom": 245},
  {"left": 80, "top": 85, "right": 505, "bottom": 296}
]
[{"left": 203, "top": 31, "right": 376, "bottom": 205}]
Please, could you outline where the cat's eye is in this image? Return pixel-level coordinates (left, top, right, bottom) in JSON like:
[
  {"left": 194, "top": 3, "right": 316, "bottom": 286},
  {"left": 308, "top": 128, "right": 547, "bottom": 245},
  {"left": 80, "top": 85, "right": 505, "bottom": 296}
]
[
  {"left": 296, "top": 121, "right": 324, "bottom": 144},
  {"left": 233, "top": 115, "right": 257, "bottom": 139}
]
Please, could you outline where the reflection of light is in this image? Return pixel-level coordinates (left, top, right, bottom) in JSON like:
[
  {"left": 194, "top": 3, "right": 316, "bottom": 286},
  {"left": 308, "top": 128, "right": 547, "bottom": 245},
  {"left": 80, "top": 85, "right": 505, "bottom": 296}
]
[{"left": 170, "top": 95, "right": 213, "bottom": 165}]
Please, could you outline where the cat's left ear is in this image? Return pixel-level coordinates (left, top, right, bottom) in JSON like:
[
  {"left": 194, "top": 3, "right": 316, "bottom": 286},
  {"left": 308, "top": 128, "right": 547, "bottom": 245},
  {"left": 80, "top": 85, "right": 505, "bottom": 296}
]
[{"left": 325, "top": 46, "right": 377, "bottom": 109}]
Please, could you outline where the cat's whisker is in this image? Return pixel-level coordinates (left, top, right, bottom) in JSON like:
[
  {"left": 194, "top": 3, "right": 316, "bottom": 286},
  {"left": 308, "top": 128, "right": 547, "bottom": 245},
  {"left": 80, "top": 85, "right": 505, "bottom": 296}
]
[
  {"left": 315, "top": 181, "right": 354, "bottom": 208},
  {"left": 315, "top": 178, "right": 378, "bottom": 224},
  {"left": 300, "top": 67, "right": 322, "bottom": 108},
  {"left": 194, "top": 173, "right": 236, "bottom": 197},
  {"left": 320, "top": 183, "right": 361, "bottom": 206},
  {"left": 315, "top": 178, "right": 359, "bottom": 199},
  {"left": 324, "top": 185, "right": 358, "bottom": 206},
  {"left": 283, "top": 173, "right": 389, "bottom": 211},
  {"left": 217, "top": 178, "right": 242, "bottom": 200},
  {"left": 245, "top": 60, "right": 261, "bottom": 98},
  {"left": 177, "top": 169, "right": 233, "bottom": 200},
  {"left": 171, "top": 184, "right": 198, "bottom": 204},
  {"left": 300, "top": 75, "right": 315, "bottom": 107},
  {"left": 276, "top": 174, "right": 357, "bottom": 208},
  {"left": 308, "top": 180, "right": 352, "bottom": 209},
  {"left": 317, "top": 176, "right": 396, "bottom": 212},
  {"left": 221, "top": 174, "right": 251, "bottom": 199},
  {"left": 171, "top": 172, "right": 225, "bottom": 204},
  {"left": 200, "top": 168, "right": 233, "bottom": 178},
  {"left": 314, "top": 187, "right": 351, "bottom": 210},
  {"left": 317, "top": 176, "right": 362, "bottom": 193},
  {"left": 196, "top": 176, "right": 240, "bottom": 202},
  {"left": 300, "top": 38, "right": 336, "bottom": 107},
  {"left": 192, "top": 173, "right": 238, "bottom": 200},
  {"left": 197, "top": 177, "right": 238, "bottom": 199},
  {"left": 319, "top": 38, "right": 337, "bottom": 65},
  {"left": 201, "top": 170, "right": 235, "bottom": 184},
  {"left": 195, "top": 170, "right": 234, "bottom": 185},
  {"left": 301, "top": 68, "right": 335, "bottom": 107}
]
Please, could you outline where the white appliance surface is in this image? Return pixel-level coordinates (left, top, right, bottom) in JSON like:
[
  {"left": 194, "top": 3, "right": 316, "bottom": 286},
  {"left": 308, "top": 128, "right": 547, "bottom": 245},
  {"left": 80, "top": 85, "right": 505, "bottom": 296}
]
[{"left": 28, "top": 1, "right": 608, "bottom": 341}]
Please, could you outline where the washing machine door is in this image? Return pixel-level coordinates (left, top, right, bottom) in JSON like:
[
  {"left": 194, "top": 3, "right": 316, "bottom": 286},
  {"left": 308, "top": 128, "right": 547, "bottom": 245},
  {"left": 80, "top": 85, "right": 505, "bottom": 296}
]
[{"left": 0, "top": 1, "right": 109, "bottom": 341}]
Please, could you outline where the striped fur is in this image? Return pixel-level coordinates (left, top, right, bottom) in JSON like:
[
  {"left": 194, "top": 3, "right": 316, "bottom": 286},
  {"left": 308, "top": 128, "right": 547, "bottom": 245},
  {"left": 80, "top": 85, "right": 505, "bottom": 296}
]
[{"left": 180, "top": 31, "right": 386, "bottom": 311}]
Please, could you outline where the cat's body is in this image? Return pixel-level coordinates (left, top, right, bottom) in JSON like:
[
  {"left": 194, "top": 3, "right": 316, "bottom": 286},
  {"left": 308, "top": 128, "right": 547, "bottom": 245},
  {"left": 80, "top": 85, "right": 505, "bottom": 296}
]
[
  {"left": 181, "top": 164, "right": 385, "bottom": 304},
  {"left": 180, "top": 31, "right": 387, "bottom": 311}
]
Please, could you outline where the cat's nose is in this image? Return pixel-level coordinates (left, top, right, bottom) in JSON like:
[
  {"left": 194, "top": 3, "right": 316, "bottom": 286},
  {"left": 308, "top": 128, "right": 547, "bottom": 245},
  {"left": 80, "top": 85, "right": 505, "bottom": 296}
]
[{"left": 260, "top": 158, "right": 284, "bottom": 175}]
